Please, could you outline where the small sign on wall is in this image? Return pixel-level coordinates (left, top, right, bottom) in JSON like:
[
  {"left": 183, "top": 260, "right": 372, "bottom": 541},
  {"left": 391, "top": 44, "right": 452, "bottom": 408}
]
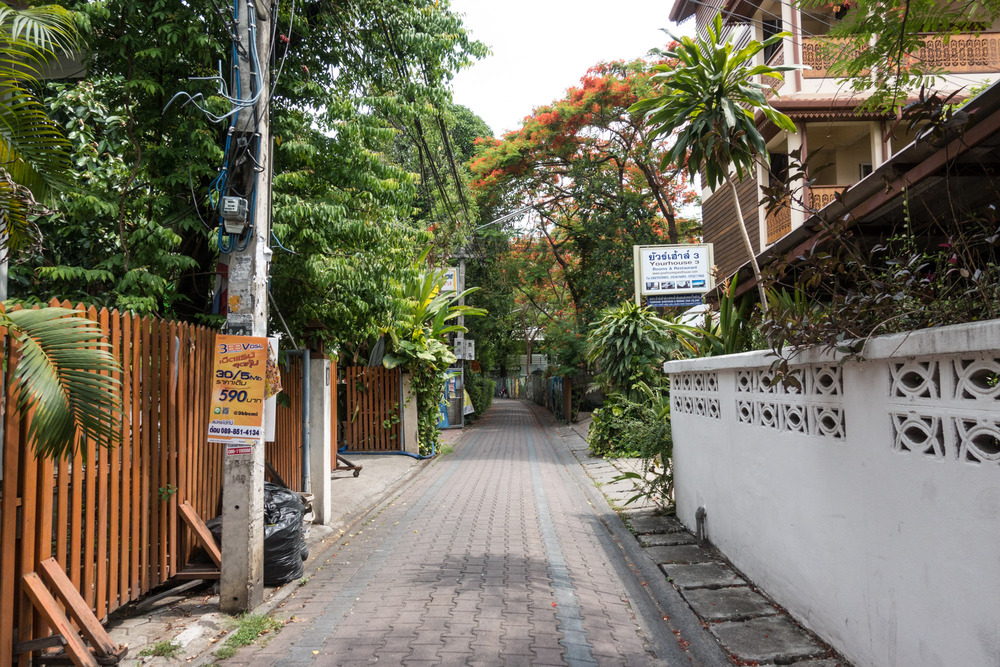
[{"left": 442, "top": 267, "right": 458, "bottom": 292}]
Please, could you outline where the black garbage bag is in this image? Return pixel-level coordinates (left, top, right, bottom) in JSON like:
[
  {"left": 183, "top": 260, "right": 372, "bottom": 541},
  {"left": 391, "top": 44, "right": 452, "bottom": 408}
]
[
  {"left": 205, "top": 482, "right": 308, "bottom": 586},
  {"left": 262, "top": 482, "right": 307, "bottom": 585}
]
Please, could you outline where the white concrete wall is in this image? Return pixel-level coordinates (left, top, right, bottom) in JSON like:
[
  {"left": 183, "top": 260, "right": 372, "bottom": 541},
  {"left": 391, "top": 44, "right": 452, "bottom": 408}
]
[{"left": 663, "top": 320, "right": 1000, "bottom": 667}]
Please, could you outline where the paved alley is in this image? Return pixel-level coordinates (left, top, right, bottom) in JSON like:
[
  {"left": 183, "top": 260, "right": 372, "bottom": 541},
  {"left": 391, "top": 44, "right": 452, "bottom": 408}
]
[{"left": 220, "top": 400, "right": 699, "bottom": 666}]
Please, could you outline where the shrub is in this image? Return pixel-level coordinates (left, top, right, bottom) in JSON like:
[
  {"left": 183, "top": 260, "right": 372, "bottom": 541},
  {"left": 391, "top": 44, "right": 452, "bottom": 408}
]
[
  {"left": 587, "top": 393, "right": 649, "bottom": 458},
  {"left": 465, "top": 373, "right": 495, "bottom": 421}
]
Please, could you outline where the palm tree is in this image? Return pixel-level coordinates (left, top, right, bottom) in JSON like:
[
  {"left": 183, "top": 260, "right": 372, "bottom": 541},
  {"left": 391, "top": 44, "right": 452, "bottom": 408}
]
[
  {"left": 0, "top": 4, "right": 78, "bottom": 245},
  {"left": 0, "top": 5, "right": 122, "bottom": 461},
  {"left": 630, "top": 13, "right": 799, "bottom": 312}
]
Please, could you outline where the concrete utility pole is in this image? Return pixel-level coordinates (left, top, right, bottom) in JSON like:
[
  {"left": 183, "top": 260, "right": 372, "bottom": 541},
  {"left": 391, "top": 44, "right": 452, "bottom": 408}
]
[{"left": 221, "top": 0, "right": 272, "bottom": 614}]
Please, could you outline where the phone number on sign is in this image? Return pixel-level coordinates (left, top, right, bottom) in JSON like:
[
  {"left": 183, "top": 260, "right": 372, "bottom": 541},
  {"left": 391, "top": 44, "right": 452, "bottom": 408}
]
[{"left": 208, "top": 424, "right": 263, "bottom": 438}]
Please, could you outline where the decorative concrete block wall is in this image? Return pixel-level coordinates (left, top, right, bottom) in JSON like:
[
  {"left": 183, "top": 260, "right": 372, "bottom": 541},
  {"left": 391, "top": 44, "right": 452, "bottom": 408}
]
[{"left": 663, "top": 320, "right": 1000, "bottom": 667}]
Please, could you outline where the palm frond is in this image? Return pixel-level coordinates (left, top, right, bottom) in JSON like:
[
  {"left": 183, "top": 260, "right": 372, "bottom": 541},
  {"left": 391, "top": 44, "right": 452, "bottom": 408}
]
[
  {"left": 0, "top": 5, "right": 80, "bottom": 201},
  {"left": 5, "top": 306, "right": 122, "bottom": 462}
]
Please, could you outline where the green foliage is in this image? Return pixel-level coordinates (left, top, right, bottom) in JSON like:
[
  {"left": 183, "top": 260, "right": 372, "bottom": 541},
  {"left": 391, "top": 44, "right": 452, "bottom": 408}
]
[
  {"left": 630, "top": 13, "right": 799, "bottom": 310},
  {"left": 464, "top": 372, "right": 494, "bottom": 421},
  {"left": 631, "top": 14, "right": 797, "bottom": 188},
  {"left": 761, "top": 207, "right": 1000, "bottom": 371},
  {"left": 5, "top": 306, "right": 123, "bottom": 462},
  {"left": 669, "top": 287, "right": 760, "bottom": 358},
  {"left": 610, "top": 382, "right": 674, "bottom": 508},
  {"left": 587, "top": 301, "right": 676, "bottom": 396},
  {"left": 588, "top": 393, "right": 646, "bottom": 458},
  {"left": 15, "top": 76, "right": 201, "bottom": 315},
  {"left": 139, "top": 641, "right": 181, "bottom": 658},
  {"left": 214, "top": 613, "right": 283, "bottom": 661},
  {"left": 382, "top": 255, "right": 484, "bottom": 454},
  {"left": 540, "top": 318, "right": 588, "bottom": 379},
  {"left": 589, "top": 380, "right": 673, "bottom": 506},
  {"left": 471, "top": 57, "right": 700, "bottom": 373},
  {"left": 0, "top": 4, "right": 80, "bottom": 255},
  {"left": 797, "top": 0, "right": 1000, "bottom": 111},
  {"left": 463, "top": 227, "right": 521, "bottom": 375},
  {"left": 22, "top": 0, "right": 485, "bottom": 340}
]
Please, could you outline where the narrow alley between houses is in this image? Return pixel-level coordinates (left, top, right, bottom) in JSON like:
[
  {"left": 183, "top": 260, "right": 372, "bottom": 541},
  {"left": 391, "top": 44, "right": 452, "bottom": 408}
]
[{"left": 216, "top": 400, "right": 702, "bottom": 666}]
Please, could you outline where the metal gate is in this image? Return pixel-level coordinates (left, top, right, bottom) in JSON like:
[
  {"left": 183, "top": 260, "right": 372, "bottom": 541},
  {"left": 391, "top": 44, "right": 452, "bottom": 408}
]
[{"left": 342, "top": 366, "right": 402, "bottom": 451}]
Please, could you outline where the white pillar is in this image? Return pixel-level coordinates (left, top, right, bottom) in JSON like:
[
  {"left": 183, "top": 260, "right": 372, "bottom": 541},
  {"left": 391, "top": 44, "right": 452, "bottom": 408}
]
[
  {"left": 308, "top": 357, "right": 332, "bottom": 525},
  {"left": 401, "top": 373, "right": 419, "bottom": 455}
]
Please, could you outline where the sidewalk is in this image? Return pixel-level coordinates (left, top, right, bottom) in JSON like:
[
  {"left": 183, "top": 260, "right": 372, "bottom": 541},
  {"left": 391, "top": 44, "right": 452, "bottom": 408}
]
[
  {"left": 556, "top": 410, "right": 848, "bottom": 666},
  {"left": 104, "top": 431, "right": 465, "bottom": 665}
]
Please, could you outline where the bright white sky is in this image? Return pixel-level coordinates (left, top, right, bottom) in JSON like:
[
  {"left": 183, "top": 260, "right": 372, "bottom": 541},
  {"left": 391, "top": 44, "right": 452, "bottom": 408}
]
[{"left": 448, "top": 0, "right": 689, "bottom": 138}]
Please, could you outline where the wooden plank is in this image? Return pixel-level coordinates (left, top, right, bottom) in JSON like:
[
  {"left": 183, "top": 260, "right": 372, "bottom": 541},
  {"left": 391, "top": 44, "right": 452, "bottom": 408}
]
[
  {"left": 156, "top": 318, "right": 169, "bottom": 584},
  {"left": 383, "top": 368, "right": 391, "bottom": 450},
  {"left": 192, "top": 327, "right": 206, "bottom": 522},
  {"left": 167, "top": 320, "right": 178, "bottom": 577},
  {"left": 117, "top": 312, "right": 131, "bottom": 605},
  {"left": 363, "top": 369, "right": 370, "bottom": 449},
  {"left": 178, "top": 502, "right": 221, "bottom": 567},
  {"left": 55, "top": 444, "right": 69, "bottom": 574},
  {"left": 21, "top": 390, "right": 40, "bottom": 658},
  {"left": 95, "top": 307, "right": 110, "bottom": 620},
  {"left": 21, "top": 573, "right": 99, "bottom": 667},
  {"left": 38, "top": 559, "right": 117, "bottom": 657},
  {"left": 69, "top": 437, "right": 83, "bottom": 595},
  {"left": 139, "top": 317, "right": 151, "bottom": 592},
  {"left": 0, "top": 335, "right": 22, "bottom": 667},
  {"left": 344, "top": 367, "right": 357, "bottom": 449},
  {"left": 34, "top": 447, "right": 54, "bottom": 646},
  {"left": 330, "top": 360, "right": 337, "bottom": 471},
  {"left": 129, "top": 314, "right": 142, "bottom": 601},
  {"left": 346, "top": 367, "right": 354, "bottom": 448},
  {"left": 107, "top": 310, "right": 121, "bottom": 613},
  {"left": 176, "top": 325, "right": 190, "bottom": 566}
]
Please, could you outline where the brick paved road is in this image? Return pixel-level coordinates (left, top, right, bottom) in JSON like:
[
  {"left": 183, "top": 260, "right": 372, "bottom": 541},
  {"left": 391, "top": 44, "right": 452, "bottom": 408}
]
[{"left": 226, "top": 400, "right": 684, "bottom": 666}]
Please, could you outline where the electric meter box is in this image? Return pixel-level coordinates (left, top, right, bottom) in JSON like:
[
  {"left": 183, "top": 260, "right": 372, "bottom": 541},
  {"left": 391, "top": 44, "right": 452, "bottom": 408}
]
[{"left": 221, "top": 196, "right": 248, "bottom": 234}]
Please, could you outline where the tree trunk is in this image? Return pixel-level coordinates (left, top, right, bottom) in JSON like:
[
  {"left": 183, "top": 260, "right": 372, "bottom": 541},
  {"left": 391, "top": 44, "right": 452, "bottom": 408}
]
[{"left": 725, "top": 175, "right": 769, "bottom": 314}]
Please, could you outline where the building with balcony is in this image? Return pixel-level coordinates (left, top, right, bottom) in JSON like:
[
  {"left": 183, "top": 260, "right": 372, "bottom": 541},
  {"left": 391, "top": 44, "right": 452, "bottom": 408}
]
[{"left": 668, "top": 0, "right": 1000, "bottom": 284}]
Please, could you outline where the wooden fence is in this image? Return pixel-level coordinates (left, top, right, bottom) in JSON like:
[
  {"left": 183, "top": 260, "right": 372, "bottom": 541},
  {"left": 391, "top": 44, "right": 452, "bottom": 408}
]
[
  {"left": 267, "top": 357, "right": 304, "bottom": 489},
  {"left": 0, "top": 302, "right": 307, "bottom": 667},
  {"left": 341, "top": 366, "right": 402, "bottom": 452}
]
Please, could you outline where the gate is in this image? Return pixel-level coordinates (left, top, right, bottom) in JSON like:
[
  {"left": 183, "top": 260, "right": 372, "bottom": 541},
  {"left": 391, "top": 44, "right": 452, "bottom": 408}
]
[{"left": 342, "top": 367, "right": 402, "bottom": 451}]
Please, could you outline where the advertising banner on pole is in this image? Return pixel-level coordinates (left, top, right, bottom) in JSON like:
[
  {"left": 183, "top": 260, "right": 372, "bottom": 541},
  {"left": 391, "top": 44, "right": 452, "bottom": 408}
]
[
  {"left": 633, "top": 243, "right": 714, "bottom": 305},
  {"left": 208, "top": 335, "right": 269, "bottom": 445}
]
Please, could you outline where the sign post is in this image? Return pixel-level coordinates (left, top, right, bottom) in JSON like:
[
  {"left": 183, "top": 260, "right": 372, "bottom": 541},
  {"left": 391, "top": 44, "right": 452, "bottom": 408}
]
[{"left": 633, "top": 244, "right": 715, "bottom": 308}]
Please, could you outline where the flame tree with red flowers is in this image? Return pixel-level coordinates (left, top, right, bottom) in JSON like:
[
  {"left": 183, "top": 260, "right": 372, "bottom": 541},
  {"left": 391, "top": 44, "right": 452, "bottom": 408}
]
[{"left": 469, "top": 56, "right": 699, "bottom": 375}]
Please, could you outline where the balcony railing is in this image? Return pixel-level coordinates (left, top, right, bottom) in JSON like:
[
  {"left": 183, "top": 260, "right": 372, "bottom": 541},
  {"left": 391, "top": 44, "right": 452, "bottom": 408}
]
[
  {"left": 801, "top": 37, "right": 854, "bottom": 78},
  {"left": 763, "top": 48, "right": 785, "bottom": 98},
  {"left": 765, "top": 186, "right": 847, "bottom": 245},
  {"left": 803, "top": 33, "right": 1000, "bottom": 78},
  {"left": 808, "top": 185, "right": 846, "bottom": 210},
  {"left": 765, "top": 198, "right": 792, "bottom": 244}
]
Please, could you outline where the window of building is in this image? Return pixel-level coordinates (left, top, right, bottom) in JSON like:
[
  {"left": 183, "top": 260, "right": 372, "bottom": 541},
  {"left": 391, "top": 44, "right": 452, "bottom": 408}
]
[{"left": 762, "top": 19, "right": 782, "bottom": 62}]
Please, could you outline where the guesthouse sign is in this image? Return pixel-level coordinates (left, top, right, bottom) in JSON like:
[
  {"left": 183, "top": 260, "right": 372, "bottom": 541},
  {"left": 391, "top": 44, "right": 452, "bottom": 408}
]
[{"left": 633, "top": 244, "right": 715, "bottom": 305}]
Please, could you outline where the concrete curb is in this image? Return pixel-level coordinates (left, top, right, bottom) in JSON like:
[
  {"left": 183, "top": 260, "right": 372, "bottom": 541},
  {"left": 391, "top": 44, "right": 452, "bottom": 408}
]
[{"left": 539, "top": 403, "right": 851, "bottom": 667}]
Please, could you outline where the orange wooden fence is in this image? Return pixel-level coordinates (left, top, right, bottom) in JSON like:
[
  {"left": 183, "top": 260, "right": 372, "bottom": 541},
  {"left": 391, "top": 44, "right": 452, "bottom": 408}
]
[
  {"left": 341, "top": 366, "right": 402, "bottom": 452},
  {"left": 0, "top": 302, "right": 308, "bottom": 667},
  {"left": 267, "top": 356, "right": 304, "bottom": 491}
]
